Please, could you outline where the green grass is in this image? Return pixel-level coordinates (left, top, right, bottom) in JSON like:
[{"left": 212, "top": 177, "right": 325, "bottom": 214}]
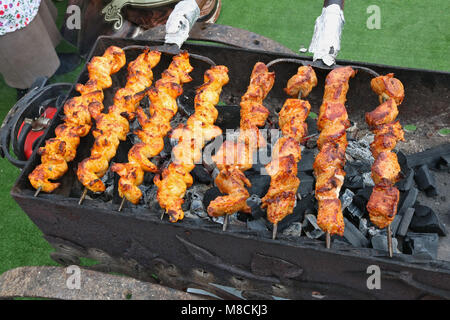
[{"left": 0, "top": 0, "right": 449, "bottom": 276}]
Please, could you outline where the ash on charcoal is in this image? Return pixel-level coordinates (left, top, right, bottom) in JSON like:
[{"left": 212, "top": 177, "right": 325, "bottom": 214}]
[
  {"left": 246, "top": 174, "right": 271, "bottom": 198},
  {"left": 397, "top": 187, "right": 418, "bottom": 216},
  {"left": 410, "top": 204, "right": 447, "bottom": 236},
  {"left": 340, "top": 189, "right": 355, "bottom": 211},
  {"left": 342, "top": 217, "right": 369, "bottom": 248},
  {"left": 297, "top": 148, "right": 315, "bottom": 172},
  {"left": 362, "top": 172, "right": 375, "bottom": 187},
  {"left": 414, "top": 164, "right": 438, "bottom": 197},
  {"left": 346, "top": 136, "right": 374, "bottom": 164},
  {"left": 404, "top": 232, "right": 439, "bottom": 260},
  {"left": 246, "top": 194, "right": 265, "bottom": 220},
  {"left": 297, "top": 172, "right": 315, "bottom": 196},
  {"left": 396, "top": 208, "right": 416, "bottom": 237},
  {"left": 359, "top": 218, "right": 369, "bottom": 237},
  {"left": 282, "top": 222, "right": 302, "bottom": 237},
  {"left": 302, "top": 214, "right": 324, "bottom": 239},
  {"left": 306, "top": 117, "right": 318, "bottom": 136},
  {"left": 188, "top": 191, "right": 208, "bottom": 218},
  {"left": 345, "top": 203, "right": 365, "bottom": 222},
  {"left": 371, "top": 234, "right": 400, "bottom": 253},
  {"left": 192, "top": 165, "right": 212, "bottom": 184},
  {"left": 396, "top": 167, "right": 414, "bottom": 191}
]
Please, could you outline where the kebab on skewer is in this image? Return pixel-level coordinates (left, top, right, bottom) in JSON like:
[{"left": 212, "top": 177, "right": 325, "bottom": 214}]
[
  {"left": 76, "top": 50, "right": 162, "bottom": 203},
  {"left": 261, "top": 66, "right": 317, "bottom": 239},
  {"left": 153, "top": 65, "right": 230, "bottom": 222},
  {"left": 365, "top": 73, "right": 405, "bottom": 257},
  {"left": 207, "top": 62, "right": 275, "bottom": 230},
  {"left": 29, "top": 46, "right": 126, "bottom": 195},
  {"left": 313, "top": 66, "right": 356, "bottom": 247},
  {"left": 111, "top": 52, "right": 193, "bottom": 208}
]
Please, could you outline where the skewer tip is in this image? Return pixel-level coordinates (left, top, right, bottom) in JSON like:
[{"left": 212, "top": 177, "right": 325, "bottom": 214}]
[
  {"left": 34, "top": 186, "right": 42, "bottom": 197},
  {"left": 78, "top": 188, "right": 88, "bottom": 205},
  {"left": 222, "top": 215, "right": 229, "bottom": 232},
  {"left": 325, "top": 232, "right": 331, "bottom": 249},
  {"left": 118, "top": 197, "right": 126, "bottom": 212},
  {"left": 272, "top": 224, "right": 278, "bottom": 240}
]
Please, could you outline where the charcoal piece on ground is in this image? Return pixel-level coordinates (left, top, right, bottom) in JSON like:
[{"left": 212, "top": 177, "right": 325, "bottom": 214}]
[
  {"left": 297, "top": 148, "right": 315, "bottom": 172},
  {"left": 409, "top": 204, "right": 447, "bottom": 236},
  {"left": 247, "top": 174, "right": 271, "bottom": 198},
  {"left": 404, "top": 232, "right": 439, "bottom": 260},
  {"left": 282, "top": 222, "right": 302, "bottom": 237},
  {"left": 397, "top": 208, "right": 416, "bottom": 237},
  {"left": 203, "top": 187, "right": 223, "bottom": 209},
  {"left": 192, "top": 165, "right": 212, "bottom": 184},
  {"left": 273, "top": 195, "right": 313, "bottom": 233},
  {"left": 406, "top": 143, "right": 450, "bottom": 169},
  {"left": 246, "top": 194, "right": 265, "bottom": 220},
  {"left": 371, "top": 234, "right": 400, "bottom": 253},
  {"left": 414, "top": 164, "right": 438, "bottom": 197},
  {"left": 397, "top": 187, "right": 418, "bottom": 216},
  {"left": 302, "top": 214, "right": 324, "bottom": 240},
  {"left": 297, "top": 172, "right": 315, "bottom": 196},
  {"left": 396, "top": 167, "right": 414, "bottom": 191},
  {"left": 342, "top": 217, "right": 370, "bottom": 248},
  {"left": 397, "top": 150, "right": 408, "bottom": 169}
]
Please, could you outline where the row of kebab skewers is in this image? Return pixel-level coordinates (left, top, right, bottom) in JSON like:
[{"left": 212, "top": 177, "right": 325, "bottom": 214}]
[{"left": 29, "top": 46, "right": 405, "bottom": 256}]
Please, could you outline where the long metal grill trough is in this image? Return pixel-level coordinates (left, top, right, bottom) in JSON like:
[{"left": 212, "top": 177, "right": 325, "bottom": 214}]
[{"left": 10, "top": 36, "right": 450, "bottom": 300}]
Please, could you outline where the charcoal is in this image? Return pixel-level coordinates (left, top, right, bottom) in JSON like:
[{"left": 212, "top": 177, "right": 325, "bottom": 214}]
[
  {"left": 346, "top": 139, "right": 374, "bottom": 164},
  {"left": 397, "top": 187, "right": 418, "bottom": 216},
  {"left": 362, "top": 172, "right": 375, "bottom": 187},
  {"left": 298, "top": 148, "right": 315, "bottom": 172},
  {"left": 297, "top": 172, "right": 315, "bottom": 196},
  {"left": 406, "top": 143, "right": 450, "bottom": 169},
  {"left": 343, "top": 217, "right": 370, "bottom": 248},
  {"left": 191, "top": 165, "right": 212, "bottom": 184},
  {"left": 203, "top": 187, "right": 223, "bottom": 209},
  {"left": 352, "top": 187, "right": 373, "bottom": 213},
  {"left": 246, "top": 194, "right": 265, "bottom": 220},
  {"left": 340, "top": 189, "right": 355, "bottom": 210},
  {"left": 371, "top": 234, "right": 400, "bottom": 253},
  {"left": 302, "top": 214, "right": 324, "bottom": 239},
  {"left": 344, "top": 175, "right": 364, "bottom": 189},
  {"left": 397, "top": 150, "right": 408, "bottom": 169},
  {"left": 359, "top": 218, "right": 369, "bottom": 237},
  {"left": 143, "top": 172, "right": 155, "bottom": 185},
  {"left": 390, "top": 214, "right": 403, "bottom": 236},
  {"left": 410, "top": 204, "right": 447, "bottom": 236},
  {"left": 346, "top": 203, "right": 364, "bottom": 221},
  {"left": 247, "top": 218, "right": 270, "bottom": 234},
  {"left": 397, "top": 208, "right": 415, "bottom": 237},
  {"left": 344, "top": 163, "right": 359, "bottom": 177},
  {"left": 404, "top": 232, "right": 439, "bottom": 260},
  {"left": 306, "top": 117, "right": 318, "bottom": 135},
  {"left": 189, "top": 192, "right": 207, "bottom": 218},
  {"left": 282, "top": 222, "right": 302, "bottom": 237},
  {"left": 396, "top": 167, "right": 414, "bottom": 191},
  {"left": 247, "top": 174, "right": 271, "bottom": 197},
  {"left": 414, "top": 164, "right": 438, "bottom": 197},
  {"left": 438, "top": 154, "right": 450, "bottom": 171}
]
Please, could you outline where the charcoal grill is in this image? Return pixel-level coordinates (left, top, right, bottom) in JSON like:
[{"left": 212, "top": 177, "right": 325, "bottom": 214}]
[{"left": 8, "top": 35, "right": 450, "bottom": 300}]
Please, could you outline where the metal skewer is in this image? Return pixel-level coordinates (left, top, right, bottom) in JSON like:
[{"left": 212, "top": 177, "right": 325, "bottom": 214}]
[
  {"left": 222, "top": 215, "right": 229, "bottom": 231},
  {"left": 272, "top": 223, "right": 278, "bottom": 240},
  {"left": 160, "top": 211, "right": 165, "bottom": 220},
  {"left": 326, "top": 231, "right": 331, "bottom": 249},
  {"left": 34, "top": 186, "right": 42, "bottom": 197},
  {"left": 387, "top": 225, "right": 393, "bottom": 258},
  {"left": 118, "top": 197, "right": 126, "bottom": 212},
  {"left": 78, "top": 188, "right": 87, "bottom": 205}
]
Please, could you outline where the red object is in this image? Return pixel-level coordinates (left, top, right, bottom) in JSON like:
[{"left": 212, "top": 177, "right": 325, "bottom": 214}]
[{"left": 17, "top": 107, "right": 57, "bottom": 159}]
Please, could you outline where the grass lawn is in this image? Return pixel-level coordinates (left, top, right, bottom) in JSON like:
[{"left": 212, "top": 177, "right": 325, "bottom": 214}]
[{"left": 0, "top": 0, "right": 449, "bottom": 275}]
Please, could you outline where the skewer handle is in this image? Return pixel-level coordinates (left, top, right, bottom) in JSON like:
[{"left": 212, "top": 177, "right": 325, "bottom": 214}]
[
  {"left": 387, "top": 225, "right": 393, "bottom": 258},
  {"left": 326, "top": 231, "right": 331, "bottom": 249},
  {"left": 78, "top": 188, "right": 87, "bottom": 205},
  {"left": 222, "top": 215, "right": 229, "bottom": 231},
  {"left": 272, "top": 224, "right": 278, "bottom": 240},
  {"left": 118, "top": 197, "right": 126, "bottom": 212},
  {"left": 34, "top": 186, "right": 42, "bottom": 197}
]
